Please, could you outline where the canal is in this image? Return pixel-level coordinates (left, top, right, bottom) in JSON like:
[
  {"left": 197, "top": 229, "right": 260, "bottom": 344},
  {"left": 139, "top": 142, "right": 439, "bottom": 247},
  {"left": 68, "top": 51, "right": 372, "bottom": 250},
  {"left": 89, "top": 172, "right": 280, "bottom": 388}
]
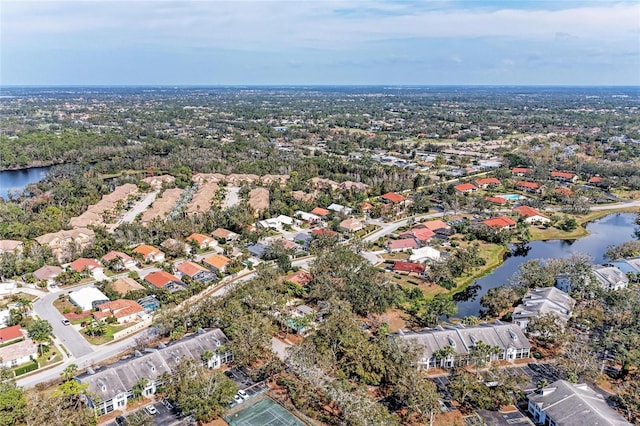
[{"left": 454, "top": 212, "right": 639, "bottom": 318}]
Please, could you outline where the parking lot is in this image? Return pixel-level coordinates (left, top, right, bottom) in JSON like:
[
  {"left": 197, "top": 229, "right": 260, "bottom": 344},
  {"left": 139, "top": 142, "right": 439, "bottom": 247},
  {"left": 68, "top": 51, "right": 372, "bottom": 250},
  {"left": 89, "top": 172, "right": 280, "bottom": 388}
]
[
  {"left": 515, "top": 362, "right": 560, "bottom": 392},
  {"left": 104, "top": 400, "right": 193, "bottom": 426},
  {"left": 225, "top": 367, "right": 270, "bottom": 408}
]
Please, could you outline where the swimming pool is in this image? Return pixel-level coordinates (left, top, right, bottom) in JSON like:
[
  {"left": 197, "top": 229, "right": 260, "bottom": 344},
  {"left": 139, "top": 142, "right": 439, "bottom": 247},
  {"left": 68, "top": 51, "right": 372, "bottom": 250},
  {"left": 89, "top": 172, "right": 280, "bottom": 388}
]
[{"left": 497, "top": 194, "right": 521, "bottom": 200}]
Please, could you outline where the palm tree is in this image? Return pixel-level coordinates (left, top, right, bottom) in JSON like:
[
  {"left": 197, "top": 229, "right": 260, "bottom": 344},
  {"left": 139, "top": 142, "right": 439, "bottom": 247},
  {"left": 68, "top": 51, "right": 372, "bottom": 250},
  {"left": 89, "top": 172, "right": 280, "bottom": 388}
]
[
  {"left": 433, "top": 345, "right": 456, "bottom": 369},
  {"left": 16, "top": 297, "right": 32, "bottom": 314},
  {"left": 61, "top": 364, "right": 78, "bottom": 382}
]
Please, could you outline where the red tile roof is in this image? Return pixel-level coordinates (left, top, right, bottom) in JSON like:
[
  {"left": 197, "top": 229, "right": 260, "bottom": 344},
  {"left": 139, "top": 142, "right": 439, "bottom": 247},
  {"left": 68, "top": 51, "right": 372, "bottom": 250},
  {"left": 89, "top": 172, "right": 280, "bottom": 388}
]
[
  {"left": 361, "top": 202, "right": 373, "bottom": 210},
  {"left": 144, "top": 271, "right": 181, "bottom": 288},
  {"left": 186, "top": 233, "right": 212, "bottom": 245},
  {"left": 0, "top": 325, "right": 23, "bottom": 343},
  {"left": 400, "top": 228, "right": 435, "bottom": 242},
  {"left": 69, "top": 258, "right": 102, "bottom": 272},
  {"left": 551, "top": 171, "right": 576, "bottom": 180},
  {"left": 202, "top": 254, "right": 230, "bottom": 270},
  {"left": 482, "top": 216, "right": 517, "bottom": 229},
  {"left": 381, "top": 192, "right": 406, "bottom": 204},
  {"left": 133, "top": 244, "right": 161, "bottom": 257},
  {"left": 101, "top": 251, "right": 133, "bottom": 263},
  {"left": 475, "top": 178, "right": 501, "bottom": 186},
  {"left": 512, "top": 167, "right": 531, "bottom": 174},
  {"left": 312, "top": 228, "right": 338, "bottom": 237},
  {"left": 554, "top": 187, "right": 573, "bottom": 197},
  {"left": 588, "top": 176, "right": 603, "bottom": 184},
  {"left": 513, "top": 206, "right": 548, "bottom": 219},
  {"left": 285, "top": 270, "right": 313, "bottom": 286},
  {"left": 310, "top": 207, "right": 330, "bottom": 216},
  {"left": 176, "top": 261, "right": 208, "bottom": 277},
  {"left": 454, "top": 183, "right": 477, "bottom": 193},
  {"left": 419, "top": 220, "right": 449, "bottom": 231},
  {"left": 393, "top": 261, "right": 426, "bottom": 274},
  {"left": 386, "top": 239, "right": 419, "bottom": 250},
  {"left": 515, "top": 181, "right": 540, "bottom": 190},
  {"left": 485, "top": 196, "right": 508, "bottom": 205}
]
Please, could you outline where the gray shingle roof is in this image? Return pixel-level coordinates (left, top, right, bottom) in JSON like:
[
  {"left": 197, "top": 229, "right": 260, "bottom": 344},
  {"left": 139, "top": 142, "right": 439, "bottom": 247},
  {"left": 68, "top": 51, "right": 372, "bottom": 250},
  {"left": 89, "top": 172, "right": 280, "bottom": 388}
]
[{"left": 529, "top": 380, "right": 631, "bottom": 425}]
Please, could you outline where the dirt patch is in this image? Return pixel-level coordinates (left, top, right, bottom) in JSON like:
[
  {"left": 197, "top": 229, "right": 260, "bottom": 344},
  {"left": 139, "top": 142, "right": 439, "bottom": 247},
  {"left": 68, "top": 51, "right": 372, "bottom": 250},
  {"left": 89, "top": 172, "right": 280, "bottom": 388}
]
[{"left": 380, "top": 309, "right": 409, "bottom": 332}]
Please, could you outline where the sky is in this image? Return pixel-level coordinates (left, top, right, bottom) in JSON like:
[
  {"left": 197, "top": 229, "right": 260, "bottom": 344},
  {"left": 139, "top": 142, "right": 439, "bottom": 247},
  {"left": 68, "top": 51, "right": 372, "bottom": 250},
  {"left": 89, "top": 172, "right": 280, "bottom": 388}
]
[{"left": 1, "top": 0, "right": 639, "bottom": 86}]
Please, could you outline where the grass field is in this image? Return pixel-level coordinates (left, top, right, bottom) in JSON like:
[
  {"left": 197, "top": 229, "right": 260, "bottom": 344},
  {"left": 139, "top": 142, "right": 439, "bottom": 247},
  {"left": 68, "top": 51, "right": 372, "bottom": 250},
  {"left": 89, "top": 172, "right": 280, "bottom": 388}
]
[{"left": 452, "top": 243, "right": 507, "bottom": 294}]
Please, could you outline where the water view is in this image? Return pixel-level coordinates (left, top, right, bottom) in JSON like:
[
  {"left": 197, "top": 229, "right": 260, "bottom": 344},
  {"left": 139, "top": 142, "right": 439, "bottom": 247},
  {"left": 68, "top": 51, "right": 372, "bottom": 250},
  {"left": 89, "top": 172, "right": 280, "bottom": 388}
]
[
  {"left": 454, "top": 212, "right": 639, "bottom": 317},
  {"left": 0, "top": 166, "right": 51, "bottom": 199}
]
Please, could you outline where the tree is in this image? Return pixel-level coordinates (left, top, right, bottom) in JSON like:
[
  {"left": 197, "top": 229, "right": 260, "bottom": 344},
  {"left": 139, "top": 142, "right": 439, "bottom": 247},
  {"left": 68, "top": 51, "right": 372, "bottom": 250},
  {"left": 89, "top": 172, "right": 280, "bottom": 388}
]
[
  {"left": 526, "top": 313, "right": 566, "bottom": 347},
  {"left": 469, "top": 341, "right": 502, "bottom": 375},
  {"left": 27, "top": 319, "right": 53, "bottom": 356},
  {"left": 84, "top": 320, "right": 106, "bottom": 337},
  {"left": 26, "top": 392, "right": 97, "bottom": 426},
  {"left": 393, "top": 371, "right": 441, "bottom": 425},
  {"left": 132, "top": 377, "right": 149, "bottom": 399},
  {"left": 557, "top": 337, "right": 600, "bottom": 383},
  {"left": 433, "top": 345, "right": 456, "bottom": 368},
  {"left": 61, "top": 364, "right": 78, "bottom": 382},
  {"left": 160, "top": 360, "right": 237, "bottom": 423},
  {"left": 0, "top": 368, "right": 26, "bottom": 426},
  {"left": 480, "top": 285, "right": 523, "bottom": 318}
]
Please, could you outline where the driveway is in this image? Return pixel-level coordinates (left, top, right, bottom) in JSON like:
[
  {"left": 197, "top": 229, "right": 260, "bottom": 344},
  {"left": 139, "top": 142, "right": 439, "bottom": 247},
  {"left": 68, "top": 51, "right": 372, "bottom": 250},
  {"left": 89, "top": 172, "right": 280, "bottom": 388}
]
[
  {"left": 223, "top": 186, "right": 240, "bottom": 208},
  {"left": 118, "top": 191, "right": 158, "bottom": 224}
]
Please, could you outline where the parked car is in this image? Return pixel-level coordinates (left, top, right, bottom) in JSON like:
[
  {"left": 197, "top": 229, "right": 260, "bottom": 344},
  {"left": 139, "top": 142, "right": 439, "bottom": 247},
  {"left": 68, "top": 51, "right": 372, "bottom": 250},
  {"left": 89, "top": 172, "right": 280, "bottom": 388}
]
[
  {"left": 61, "top": 319, "right": 71, "bottom": 326},
  {"left": 233, "top": 395, "right": 243, "bottom": 404},
  {"left": 237, "top": 389, "right": 249, "bottom": 400},
  {"left": 115, "top": 416, "right": 128, "bottom": 426},
  {"left": 143, "top": 405, "right": 157, "bottom": 415}
]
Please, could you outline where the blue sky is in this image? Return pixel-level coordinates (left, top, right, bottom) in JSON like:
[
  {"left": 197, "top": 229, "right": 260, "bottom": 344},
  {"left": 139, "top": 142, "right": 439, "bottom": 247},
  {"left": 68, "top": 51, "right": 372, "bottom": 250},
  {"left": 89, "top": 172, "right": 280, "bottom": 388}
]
[{"left": 1, "top": 1, "right": 639, "bottom": 86}]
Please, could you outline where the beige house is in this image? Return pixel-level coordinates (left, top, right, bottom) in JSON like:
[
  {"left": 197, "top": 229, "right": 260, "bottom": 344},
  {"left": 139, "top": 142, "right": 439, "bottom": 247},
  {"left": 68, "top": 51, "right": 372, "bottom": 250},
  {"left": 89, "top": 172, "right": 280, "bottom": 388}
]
[
  {"left": 34, "top": 228, "right": 95, "bottom": 262},
  {"left": 0, "top": 240, "right": 24, "bottom": 255}
]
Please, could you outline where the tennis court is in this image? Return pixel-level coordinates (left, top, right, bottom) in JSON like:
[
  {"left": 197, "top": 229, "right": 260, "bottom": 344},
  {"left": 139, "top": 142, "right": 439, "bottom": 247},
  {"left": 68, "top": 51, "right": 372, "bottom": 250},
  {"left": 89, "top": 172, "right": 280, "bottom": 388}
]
[{"left": 225, "top": 398, "right": 305, "bottom": 426}]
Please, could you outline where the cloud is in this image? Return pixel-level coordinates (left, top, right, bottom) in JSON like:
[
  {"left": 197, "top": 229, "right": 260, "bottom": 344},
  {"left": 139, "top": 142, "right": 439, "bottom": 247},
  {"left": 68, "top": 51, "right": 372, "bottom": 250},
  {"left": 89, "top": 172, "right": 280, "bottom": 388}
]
[{"left": 450, "top": 55, "right": 463, "bottom": 64}]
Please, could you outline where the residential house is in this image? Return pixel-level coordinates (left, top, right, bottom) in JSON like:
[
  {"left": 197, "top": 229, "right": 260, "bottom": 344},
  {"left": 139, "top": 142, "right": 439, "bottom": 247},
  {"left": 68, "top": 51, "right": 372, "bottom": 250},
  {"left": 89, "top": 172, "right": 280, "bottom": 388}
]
[
  {"left": 310, "top": 207, "right": 330, "bottom": 218},
  {"left": 512, "top": 167, "right": 532, "bottom": 177},
  {"left": 175, "top": 261, "right": 217, "bottom": 283},
  {"left": 295, "top": 210, "right": 322, "bottom": 224},
  {"left": 554, "top": 187, "right": 573, "bottom": 198},
  {"left": 257, "top": 215, "right": 295, "bottom": 230},
  {"left": 132, "top": 245, "right": 165, "bottom": 263},
  {"left": 454, "top": 183, "right": 478, "bottom": 194},
  {"left": 327, "top": 203, "right": 353, "bottom": 215},
  {"left": 395, "top": 322, "right": 531, "bottom": 370},
  {"left": 247, "top": 243, "right": 268, "bottom": 259},
  {"left": 360, "top": 202, "right": 374, "bottom": 215},
  {"left": 0, "top": 326, "right": 37, "bottom": 369},
  {"left": 0, "top": 325, "right": 24, "bottom": 345},
  {"left": 339, "top": 218, "right": 364, "bottom": 233},
  {"left": 80, "top": 329, "right": 234, "bottom": 416},
  {"left": 0, "top": 240, "right": 24, "bottom": 255},
  {"left": 593, "top": 266, "right": 629, "bottom": 291},
  {"left": 386, "top": 238, "right": 419, "bottom": 252},
  {"left": 481, "top": 216, "right": 517, "bottom": 231},
  {"left": 418, "top": 220, "right": 450, "bottom": 232},
  {"left": 34, "top": 228, "right": 95, "bottom": 262},
  {"left": 212, "top": 228, "right": 239, "bottom": 242},
  {"left": 311, "top": 228, "right": 338, "bottom": 238},
  {"left": 513, "top": 206, "right": 550, "bottom": 224},
  {"left": 285, "top": 270, "right": 313, "bottom": 286},
  {"left": 380, "top": 192, "right": 406, "bottom": 204},
  {"left": 93, "top": 300, "right": 145, "bottom": 324},
  {"left": 109, "top": 277, "right": 145, "bottom": 297},
  {"left": 515, "top": 181, "right": 541, "bottom": 193},
  {"left": 474, "top": 178, "right": 501, "bottom": 188},
  {"left": 69, "top": 258, "right": 104, "bottom": 275},
  {"left": 393, "top": 261, "right": 426, "bottom": 275},
  {"left": 588, "top": 176, "right": 604, "bottom": 185},
  {"left": 144, "top": 271, "right": 186, "bottom": 293},
  {"left": 528, "top": 380, "right": 631, "bottom": 426},
  {"left": 485, "top": 196, "right": 508, "bottom": 206},
  {"left": 399, "top": 228, "right": 435, "bottom": 246},
  {"left": 409, "top": 246, "right": 441, "bottom": 262},
  {"left": 32, "top": 265, "right": 62, "bottom": 284},
  {"left": 141, "top": 174, "right": 175, "bottom": 190},
  {"left": 551, "top": 171, "right": 578, "bottom": 183},
  {"left": 69, "top": 287, "right": 110, "bottom": 312},
  {"left": 186, "top": 233, "right": 217, "bottom": 249},
  {"left": 101, "top": 251, "right": 137, "bottom": 271},
  {"left": 292, "top": 232, "right": 313, "bottom": 249},
  {"left": 513, "top": 287, "right": 576, "bottom": 330},
  {"left": 202, "top": 254, "right": 231, "bottom": 273}
]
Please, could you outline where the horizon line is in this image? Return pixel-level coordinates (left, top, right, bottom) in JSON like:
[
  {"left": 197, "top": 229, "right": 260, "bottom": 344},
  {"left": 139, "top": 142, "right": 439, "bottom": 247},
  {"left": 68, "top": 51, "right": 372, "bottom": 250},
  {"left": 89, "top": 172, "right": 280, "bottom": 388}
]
[{"left": 2, "top": 84, "right": 640, "bottom": 89}]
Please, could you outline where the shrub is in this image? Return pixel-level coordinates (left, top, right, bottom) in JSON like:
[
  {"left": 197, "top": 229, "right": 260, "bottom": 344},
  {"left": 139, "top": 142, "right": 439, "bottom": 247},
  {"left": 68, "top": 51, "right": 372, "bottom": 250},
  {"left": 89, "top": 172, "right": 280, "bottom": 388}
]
[{"left": 14, "top": 361, "right": 39, "bottom": 376}]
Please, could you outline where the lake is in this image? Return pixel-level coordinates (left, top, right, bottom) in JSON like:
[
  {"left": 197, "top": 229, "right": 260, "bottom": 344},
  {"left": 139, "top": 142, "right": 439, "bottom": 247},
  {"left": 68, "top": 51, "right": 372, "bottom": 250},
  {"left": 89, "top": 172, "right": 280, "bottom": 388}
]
[
  {"left": 0, "top": 166, "right": 52, "bottom": 199},
  {"left": 454, "top": 212, "right": 639, "bottom": 318}
]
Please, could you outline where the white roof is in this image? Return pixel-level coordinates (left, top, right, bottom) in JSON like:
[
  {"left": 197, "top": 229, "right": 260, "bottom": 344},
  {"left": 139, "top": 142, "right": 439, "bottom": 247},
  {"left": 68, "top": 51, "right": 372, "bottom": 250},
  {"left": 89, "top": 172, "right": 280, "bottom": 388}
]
[
  {"left": 295, "top": 211, "right": 321, "bottom": 222},
  {"left": 69, "top": 287, "right": 109, "bottom": 311},
  {"left": 409, "top": 246, "right": 441, "bottom": 261}
]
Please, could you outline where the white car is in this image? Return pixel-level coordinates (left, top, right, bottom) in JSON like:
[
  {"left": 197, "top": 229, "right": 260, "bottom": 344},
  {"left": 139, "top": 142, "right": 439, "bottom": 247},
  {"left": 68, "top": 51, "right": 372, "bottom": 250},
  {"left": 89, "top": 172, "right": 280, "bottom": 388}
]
[
  {"left": 233, "top": 395, "right": 243, "bottom": 404},
  {"left": 237, "top": 389, "right": 249, "bottom": 400},
  {"left": 143, "top": 405, "right": 157, "bottom": 415}
]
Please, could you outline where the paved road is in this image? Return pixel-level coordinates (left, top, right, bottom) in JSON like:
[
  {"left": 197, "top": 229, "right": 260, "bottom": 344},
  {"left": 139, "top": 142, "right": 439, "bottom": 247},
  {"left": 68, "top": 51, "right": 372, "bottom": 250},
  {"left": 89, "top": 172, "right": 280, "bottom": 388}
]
[
  {"left": 118, "top": 191, "right": 158, "bottom": 224},
  {"left": 223, "top": 186, "right": 240, "bottom": 208}
]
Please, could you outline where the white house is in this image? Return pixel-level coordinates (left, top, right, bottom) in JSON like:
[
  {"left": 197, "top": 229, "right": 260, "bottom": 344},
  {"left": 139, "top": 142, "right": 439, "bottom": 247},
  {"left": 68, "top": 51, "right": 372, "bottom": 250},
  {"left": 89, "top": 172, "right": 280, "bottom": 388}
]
[
  {"left": 79, "top": 329, "right": 233, "bottom": 416},
  {"left": 409, "top": 246, "right": 441, "bottom": 262},
  {"left": 294, "top": 211, "right": 321, "bottom": 224},
  {"left": 69, "top": 287, "right": 110, "bottom": 312},
  {"left": 327, "top": 203, "right": 353, "bottom": 215},
  {"left": 257, "top": 215, "right": 295, "bottom": 230},
  {"left": 593, "top": 266, "right": 629, "bottom": 291},
  {"left": 512, "top": 287, "right": 575, "bottom": 330},
  {"left": 528, "top": 380, "right": 631, "bottom": 426},
  {"left": 0, "top": 326, "right": 37, "bottom": 369}
]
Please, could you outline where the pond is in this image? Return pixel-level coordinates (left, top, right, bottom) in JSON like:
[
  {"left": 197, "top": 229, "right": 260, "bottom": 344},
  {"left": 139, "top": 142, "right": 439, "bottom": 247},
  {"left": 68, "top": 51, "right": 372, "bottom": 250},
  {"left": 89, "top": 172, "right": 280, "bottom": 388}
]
[
  {"left": 453, "top": 212, "right": 639, "bottom": 318},
  {"left": 0, "top": 166, "right": 52, "bottom": 199}
]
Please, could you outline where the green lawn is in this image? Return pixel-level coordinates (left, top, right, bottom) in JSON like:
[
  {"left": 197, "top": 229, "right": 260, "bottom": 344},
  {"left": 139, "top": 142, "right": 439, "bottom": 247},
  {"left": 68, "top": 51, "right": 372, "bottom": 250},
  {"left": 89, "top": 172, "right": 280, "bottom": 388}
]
[{"left": 452, "top": 243, "right": 507, "bottom": 293}]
